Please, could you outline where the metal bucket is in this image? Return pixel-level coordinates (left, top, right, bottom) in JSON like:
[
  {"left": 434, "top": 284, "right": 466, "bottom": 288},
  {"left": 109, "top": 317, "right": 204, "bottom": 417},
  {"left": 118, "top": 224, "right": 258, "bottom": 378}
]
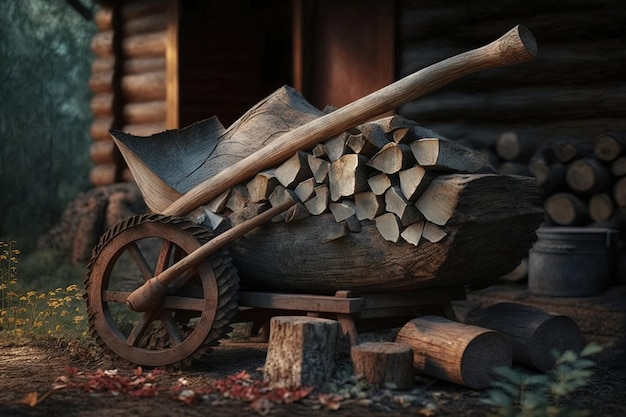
[{"left": 528, "top": 227, "right": 617, "bottom": 296}]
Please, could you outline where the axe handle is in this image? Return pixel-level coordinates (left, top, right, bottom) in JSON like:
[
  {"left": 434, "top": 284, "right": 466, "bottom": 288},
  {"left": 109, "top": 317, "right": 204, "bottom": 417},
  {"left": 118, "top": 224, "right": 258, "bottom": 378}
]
[{"left": 162, "top": 25, "right": 536, "bottom": 217}]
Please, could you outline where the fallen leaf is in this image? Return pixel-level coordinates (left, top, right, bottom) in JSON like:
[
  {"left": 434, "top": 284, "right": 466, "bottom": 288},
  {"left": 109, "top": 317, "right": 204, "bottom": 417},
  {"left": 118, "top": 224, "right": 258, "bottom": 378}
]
[{"left": 18, "top": 392, "right": 39, "bottom": 407}]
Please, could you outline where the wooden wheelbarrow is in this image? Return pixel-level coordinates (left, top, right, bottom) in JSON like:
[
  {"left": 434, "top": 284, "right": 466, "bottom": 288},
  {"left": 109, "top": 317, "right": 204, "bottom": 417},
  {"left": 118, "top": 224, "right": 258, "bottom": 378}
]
[{"left": 85, "top": 26, "right": 539, "bottom": 368}]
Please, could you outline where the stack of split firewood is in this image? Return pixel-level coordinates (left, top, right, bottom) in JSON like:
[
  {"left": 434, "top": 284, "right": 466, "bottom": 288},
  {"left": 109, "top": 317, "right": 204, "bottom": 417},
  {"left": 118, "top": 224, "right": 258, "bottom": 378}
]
[
  {"left": 219, "top": 113, "right": 496, "bottom": 246},
  {"left": 526, "top": 132, "right": 626, "bottom": 228}
]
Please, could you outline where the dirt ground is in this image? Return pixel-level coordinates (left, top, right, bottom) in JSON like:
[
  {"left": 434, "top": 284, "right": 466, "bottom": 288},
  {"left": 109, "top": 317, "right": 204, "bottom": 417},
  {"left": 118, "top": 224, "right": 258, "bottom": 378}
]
[{"left": 1, "top": 337, "right": 625, "bottom": 417}]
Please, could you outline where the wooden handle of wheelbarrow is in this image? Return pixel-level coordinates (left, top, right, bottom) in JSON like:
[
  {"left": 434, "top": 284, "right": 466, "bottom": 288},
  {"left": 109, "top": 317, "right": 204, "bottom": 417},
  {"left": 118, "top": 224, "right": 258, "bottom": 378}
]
[
  {"left": 126, "top": 198, "right": 296, "bottom": 312},
  {"left": 161, "top": 25, "right": 536, "bottom": 217}
]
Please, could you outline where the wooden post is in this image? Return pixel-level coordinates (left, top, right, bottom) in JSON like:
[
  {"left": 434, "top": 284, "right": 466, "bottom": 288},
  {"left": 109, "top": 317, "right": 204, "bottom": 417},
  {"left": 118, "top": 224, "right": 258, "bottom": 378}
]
[
  {"left": 351, "top": 342, "right": 414, "bottom": 389},
  {"left": 395, "top": 316, "right": 511, "bottom": 389},
  {"left": 465, "top": 303, "right": 583, "bottom": 372},
  {"left": 264, "top": 316, "right": 339, "bottom": 389}
]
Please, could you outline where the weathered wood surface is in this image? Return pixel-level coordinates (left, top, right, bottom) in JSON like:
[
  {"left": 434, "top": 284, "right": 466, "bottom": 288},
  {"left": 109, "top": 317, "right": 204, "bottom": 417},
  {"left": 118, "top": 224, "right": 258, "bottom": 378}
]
[
  {"left": 464, "top": 302, "right": 583, "bottom": 372},
  {"left": 351, "top": 342, "right": 414, "bottom": 389},
  {"left": 395, "top": 316, "right": 512, "bottom": 389},
  {"left": 264, "top": 316, "right": 339, "bottom": 389},
  {"left": 231, "top": 174, "right": 542, "bottom": 294}
]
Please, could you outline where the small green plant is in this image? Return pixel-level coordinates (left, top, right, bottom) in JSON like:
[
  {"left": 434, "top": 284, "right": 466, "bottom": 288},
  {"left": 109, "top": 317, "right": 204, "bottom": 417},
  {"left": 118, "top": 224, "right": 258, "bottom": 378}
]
[
  {"left": 0, "top": 240, "right": 87, "bottom": 340},
  {"left": 483, "top": 342, "right": 603, "bottom": 417}
]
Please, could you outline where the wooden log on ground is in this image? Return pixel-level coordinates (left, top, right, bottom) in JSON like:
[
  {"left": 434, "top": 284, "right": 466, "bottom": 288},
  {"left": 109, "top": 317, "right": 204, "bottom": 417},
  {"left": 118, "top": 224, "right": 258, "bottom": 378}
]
[
  {"left": 544, "top": 192, "right": 588, "bottom": 226},
  {"left": 565, "top": 157, "right": 612, "bottom": 196},
  {"left": 465, "top": 302, "right": 583, "bottom": 372},
  {"left": 594, "top": 132, "right": 626, "bottom": 162},
  {"left": 351, "top": 342, "right": 414, "bottom": 389},
  {"left": 395, "top": 316, "right": 512, "bottom": 389},
  {"left": 264, "top": 316, "right": 339, "bottom": 389}
]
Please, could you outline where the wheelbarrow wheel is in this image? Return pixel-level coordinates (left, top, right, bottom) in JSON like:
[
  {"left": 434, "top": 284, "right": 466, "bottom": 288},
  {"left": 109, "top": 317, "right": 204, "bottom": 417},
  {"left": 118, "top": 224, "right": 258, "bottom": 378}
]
[{"left": 85, "top": 214, "right": 239, "bottom": 368}]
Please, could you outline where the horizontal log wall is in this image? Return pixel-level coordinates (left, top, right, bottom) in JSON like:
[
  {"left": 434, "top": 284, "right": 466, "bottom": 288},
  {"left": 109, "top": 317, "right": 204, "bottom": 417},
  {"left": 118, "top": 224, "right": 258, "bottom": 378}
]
[
  {"left": 88, "top": 1, "right": 172, "bottom": 187},
  {"left": 396, "top": 0, "right": 626, "bottom": 148}
]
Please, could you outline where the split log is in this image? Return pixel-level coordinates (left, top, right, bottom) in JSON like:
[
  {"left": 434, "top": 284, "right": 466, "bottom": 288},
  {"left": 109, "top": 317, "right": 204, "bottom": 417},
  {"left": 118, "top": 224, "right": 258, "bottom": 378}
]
[
  {"left": 329, "top": 154, "right": 370, "bottom": 201},
  {"left": 275, "top": 151, "right": 313, "bottom": 188},
  {"left": 304, "top": 185, "right": 330, "bottom": 215},
  {"left": 399, "top": 166, "right": 434, "bottom": 201},
  {"left": 375, "top": 213, "right": 402, "bottom": 243},
  {"left": 422, "top": 221, "right": 447, "bottom": 243},
  {"left": 465, "top": 303, "right": 583, "bottom": 372},
  {"left": 368, "top": 173, "right": 394, "bottom": 195},
  {"left": 264, "top": 316, "right": 339, "bottom": 389},
  {"left": 410, "top": 138, "right": 492, "bottom": 173},
  {"left": 385, "top": 186, "right": 422, "bottom": 226},
  {"left": 346, "top": 132, "right": 387, "bottom": 156},
  {"left": 395, "top": 316, "right": 512, "bottom": 389},
  {"left": 356, "top": 123, "right": 391, "bottom": 155},
  {"left": 593, "top": 132, "right": 626, "bottom": 162},
  {"left": 323, "top": 133, "right": 349, "bottom": 162},
  {"left": 294, "top": 178, "right": 316, "bottom": 202},
  {"left": 544, "top": 192, "right": 588, "bottom": 225},
  {"left": 400, "top": 220, "right": 425, "bottom": 246},
  {"left": 366, "top": 143, "right": 414, "bottom": 174},
  {"left": 330, "top": 200, "right": 357, "bottom": 223},
  {"left": 351, "top": 342, "right": 414, "bottom": 389},
  {"left": 354, "top": 191, "right": 384, "bottom": 221},
  {"left": 307, "top": 154, "right": 330, "bottom": 184},
  {"left": 565, "top": 157, "right": 611, "bottom": 195},
  {"left": 247, "top": 171, "right": 279, "bottom": 203}
]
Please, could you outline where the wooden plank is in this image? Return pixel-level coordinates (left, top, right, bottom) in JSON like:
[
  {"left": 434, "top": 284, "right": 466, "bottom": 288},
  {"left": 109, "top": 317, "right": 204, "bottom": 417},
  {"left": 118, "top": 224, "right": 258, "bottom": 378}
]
[{"left": 237, "top": 291, "right": 365, "bottom": 314}]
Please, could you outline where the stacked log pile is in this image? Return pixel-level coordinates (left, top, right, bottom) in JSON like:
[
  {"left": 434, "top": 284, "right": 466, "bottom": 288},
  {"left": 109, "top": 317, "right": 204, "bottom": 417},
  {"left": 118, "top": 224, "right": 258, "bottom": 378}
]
[{"left": 527, "top": 132, "right": 626, "bottom": 228}]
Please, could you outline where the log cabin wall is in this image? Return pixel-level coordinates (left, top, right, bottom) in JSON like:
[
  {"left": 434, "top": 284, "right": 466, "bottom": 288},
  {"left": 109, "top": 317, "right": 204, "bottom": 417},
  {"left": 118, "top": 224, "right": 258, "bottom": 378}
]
[
  {"left": 89, "top": 0, "right": 175, "bottom": 186},
  {"left": 396, "top": 0, "right": 626, "bottom": 149}
]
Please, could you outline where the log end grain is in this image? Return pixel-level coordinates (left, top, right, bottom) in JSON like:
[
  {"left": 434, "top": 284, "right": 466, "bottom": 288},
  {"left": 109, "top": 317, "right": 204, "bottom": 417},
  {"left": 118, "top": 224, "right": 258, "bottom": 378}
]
[{"left": 351, "top": 342, "right": 414, "bottom": 389}]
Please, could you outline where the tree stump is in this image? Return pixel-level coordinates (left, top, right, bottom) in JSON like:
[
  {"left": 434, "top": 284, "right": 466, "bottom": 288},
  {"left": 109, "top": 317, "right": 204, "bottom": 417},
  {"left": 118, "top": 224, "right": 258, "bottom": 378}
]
[
  {"left": 395, "top": 316, "right": 512, "bottom": 389},
  {"left": 263, "top": 316, "right": 339, "bottom": 389},
  {"left": 465, "top": 302, "right": 583, "bottom": 372},
  {"left": 351, "top": 342, "right": 414, "bottom": 389}
]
